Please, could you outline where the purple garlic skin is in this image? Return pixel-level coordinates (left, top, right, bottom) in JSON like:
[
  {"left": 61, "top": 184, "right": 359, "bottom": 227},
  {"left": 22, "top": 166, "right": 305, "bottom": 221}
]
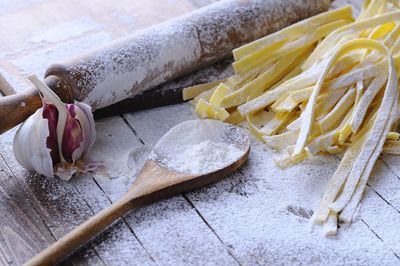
[
  {"left": 42, "top": 103, "right": 60, "bottom": 165},
  {"left": 61, "top": 104, "right": 85, "bottom": 163},
  {"left": 14, "top": 101, "right": 96, "bottom": 179}
]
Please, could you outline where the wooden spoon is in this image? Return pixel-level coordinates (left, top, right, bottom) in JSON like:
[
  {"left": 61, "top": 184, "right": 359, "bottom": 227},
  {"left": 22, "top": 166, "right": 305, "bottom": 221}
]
[{"left": 24, "top": 119, "right": 250, "bottom": 266}]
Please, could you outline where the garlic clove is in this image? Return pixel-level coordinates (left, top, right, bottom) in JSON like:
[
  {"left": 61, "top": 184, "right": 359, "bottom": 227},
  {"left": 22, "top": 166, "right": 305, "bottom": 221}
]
[
  {"left": 62, "top": 104, "right": 84, "bottom": 163},
  {"left": 68, "top": 102, "right": 96, "bottom": 163},
  {"left": 75, "top": 101, "right": 96, "bottom": 153},
  {"left": 13, "top": 108, "right": 55, "bottom": 178},
  {"left": 42, "top": 102, "right": 60, "bottom": 164}
]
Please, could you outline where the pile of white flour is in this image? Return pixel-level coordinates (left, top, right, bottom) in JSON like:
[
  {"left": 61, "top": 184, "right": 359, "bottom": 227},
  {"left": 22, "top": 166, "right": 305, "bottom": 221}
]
[{"left": 150, "top": 119, "right": 248, "bottom": 175}]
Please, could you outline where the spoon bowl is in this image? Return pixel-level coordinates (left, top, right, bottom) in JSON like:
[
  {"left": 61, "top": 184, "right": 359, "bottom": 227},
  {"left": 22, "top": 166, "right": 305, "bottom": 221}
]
[
  {"left": 25, "top": 119, "right": 250, "bottom": 266},
  {"left": 130, "top": 119, "right": 250, "bottom": 203}
]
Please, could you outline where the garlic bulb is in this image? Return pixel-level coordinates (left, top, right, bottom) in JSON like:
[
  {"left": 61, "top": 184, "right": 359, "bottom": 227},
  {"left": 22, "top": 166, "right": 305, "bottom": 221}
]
[{"left": 13, "top": 75, "right": 96, "bottom": 180}]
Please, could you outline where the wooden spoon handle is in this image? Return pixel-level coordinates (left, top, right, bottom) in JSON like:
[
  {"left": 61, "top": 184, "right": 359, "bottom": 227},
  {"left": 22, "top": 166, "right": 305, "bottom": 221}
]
[{"left": 24, "top": 196, "right": 133, "bottom": 266}]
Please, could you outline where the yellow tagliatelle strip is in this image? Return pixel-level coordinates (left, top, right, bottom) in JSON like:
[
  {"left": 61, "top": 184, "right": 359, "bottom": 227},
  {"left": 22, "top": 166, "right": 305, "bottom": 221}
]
[
  {"left": 349, "top": 74, "right": 387, "bottom": 132},
  {"left": 323, "top": 212, "right": 338, "bottom": 236},
  {"left": 340, "top": 88, "right": 399, "bottom": 224},
  {"left": 183, "top": 79, "right": 226, "bottom": 101},
  {"left": 263, "top": 130, "right": 299, "bottom": 150},
  {"left": 209, "top": 83, "right": 231, "bottom": 106},
  {"left": 387, "top": 131, "right": 400, "bottom": 140},
  {"left": 302, "top": 9, "right": 400, "bottom": 70},
  {"left": 318, "top": 87, "right": 356, "bottom": 133},
  {"left": 383, "top": 140, "right": 400, "bottom": 154},
  {"left": 186, "top": 2, "right": 400, "bottom": 235},
  {"left": 233, "top": 5, "right": 353, "bottom": 60},
  {"left": 315, "top": 40, "right": 398, "bottom": 222},
  {"left": 260, "top": 111, "right": 293, "bottom": 136},
  {"left": 246, "top": 113, "right": 266, "bottom": 141},
  {"left": 237, "top": 57, "right": 391, "bottom": 117},
  {"left": 224, "top": 109, "right": 244, "bottom": 125},
  {"left": 223, "top": 46, "right": 313, "bottom": 108},
  {"left": 274, "top": 145, "right": 309, "bottom": 169},
  {"left": 195, "top": 83, "right": 231, "bottom": 121},
  {"left": 293, "top": 41, "right": 365, "bottom": 159},
  {"left": 233, "top": 19, "right": 350, "bottom": 74}
]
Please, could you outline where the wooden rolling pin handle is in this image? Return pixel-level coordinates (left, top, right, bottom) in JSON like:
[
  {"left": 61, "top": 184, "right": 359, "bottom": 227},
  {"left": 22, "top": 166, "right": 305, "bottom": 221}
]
[
  {"left": 0, "top": 88, "right": 41, "bottom": 134},
  {"left": 0, "top": 75, "right": 73, "bottom": 134},
  {"left": 24, "top": 195, "right": 136, "bottom": 266}
]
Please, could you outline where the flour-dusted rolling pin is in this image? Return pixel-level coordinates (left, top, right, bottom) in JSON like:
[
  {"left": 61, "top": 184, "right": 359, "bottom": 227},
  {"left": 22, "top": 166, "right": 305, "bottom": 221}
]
[{"left": 0, "top": 0, "right": 330, "bottom": 134}]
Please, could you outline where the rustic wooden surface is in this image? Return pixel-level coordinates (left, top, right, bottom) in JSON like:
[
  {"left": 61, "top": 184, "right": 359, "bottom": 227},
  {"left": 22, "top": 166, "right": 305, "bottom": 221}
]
[{"left": 2, "top": 0, "right": 400, "bottom": 265}]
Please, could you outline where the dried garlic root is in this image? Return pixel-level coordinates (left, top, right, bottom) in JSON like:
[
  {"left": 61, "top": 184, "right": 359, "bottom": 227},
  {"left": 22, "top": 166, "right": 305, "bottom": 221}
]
[{"left": 183, "top": 0, "right": 400, "bottom": 235}]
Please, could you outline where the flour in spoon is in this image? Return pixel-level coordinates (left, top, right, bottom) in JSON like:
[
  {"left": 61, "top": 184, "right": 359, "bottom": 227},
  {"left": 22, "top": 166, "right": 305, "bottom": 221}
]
[
  {"left": 165, "top": 140, "right": 242, "bottom": 175},
  {"left": 150, "top": 119, "right": 247, "bottom": 175}
]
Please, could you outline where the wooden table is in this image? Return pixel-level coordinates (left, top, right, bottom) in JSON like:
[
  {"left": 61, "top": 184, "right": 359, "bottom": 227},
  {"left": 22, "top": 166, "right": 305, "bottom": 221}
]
[{"left": 2, "top": 0, "right": 400, "bottom": 265}]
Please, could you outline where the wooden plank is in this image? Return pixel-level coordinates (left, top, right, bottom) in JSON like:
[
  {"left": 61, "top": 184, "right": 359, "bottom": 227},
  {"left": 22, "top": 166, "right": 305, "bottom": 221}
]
[
  {"left": 0, "top": 127, "right": 153, "bottom": 265},
  {"left": 0, "top": 0, "right": 196, "bottom": 93},
  {"left": 0, "top": 130, "right": 104, "bottom": 265},
  {"left": 67, "top": 117, "right": 157, "bottom": 265},
  {"left": 3, "top": 0, "right": 398, "bottom": 265},
  {"left": 369, "top": 159, "right": 400, "bottom": 214},
  {"left": 0, "top": 0, "right": 194, "bottom": 57},
  {"left": 85, "top": 115, "right": 239, "bottom": 265},
  {"left": 0, "top": 134, "right": 58, "bottom": 265},
  {"left": 0, "top": 165, "right": 49, "bottom": 265},
  {"left": 0, "top": 155, "right": 103, "bottom": 266},
  {"left": 124, "top": 197, "right": 240, "bottom": 265},
  {"left": 124, "top": 103, "right": 400, "bottom": 264},
  {"left": 0, "top": 1, "right": 237, "bottom": 264},
  {"left": 0, "top": 111, "right": 237, "bottom": 264}
]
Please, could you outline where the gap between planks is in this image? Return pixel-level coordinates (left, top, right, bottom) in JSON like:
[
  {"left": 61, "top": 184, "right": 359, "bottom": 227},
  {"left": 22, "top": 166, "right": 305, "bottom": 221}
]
[
  {"left": 329, "top": 155, "right": 400, "bottom": 260},
  {"left": 89, "top": 176, "right": 156, "bottom": 262},
  {"left": 182, "top": 194, "right": 243, "bottom": 265},
  {"left": 0, "top": 151, "right": 59, "bottom": 264},
  {"left": 0, "top": 147, "right": 107, "bottom": 266},
  {"left": 0, "top": 130, "right": 139, "bottom": 265},
  {"left": 361, "top": 218, "right": 400, "bottom": 260},
  {"left": 123, "top": 102, "right": 400, "bottom": 264},
  {"left": 119, "top": 113, "right": 241, "bottom": 265}
]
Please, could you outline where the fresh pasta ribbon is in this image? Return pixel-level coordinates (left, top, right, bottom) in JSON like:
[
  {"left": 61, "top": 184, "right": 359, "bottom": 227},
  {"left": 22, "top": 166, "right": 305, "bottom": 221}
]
[{"left": 183, "top": 0, "right": 400, "bottom": 235}]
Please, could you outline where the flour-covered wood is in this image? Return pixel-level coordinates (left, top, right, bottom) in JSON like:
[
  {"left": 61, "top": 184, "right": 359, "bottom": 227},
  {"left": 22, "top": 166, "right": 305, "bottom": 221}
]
[
  {"left": 49, "top": 0, "right": 330, "bottom": 110},
  {"left": 85, "top": 117, "right": 242, "bottom": 265},
  {"left": 124, "top": 102, "right": 400, "bottom": 264},
  {"left": 0, "top": 0, "right": 332, "bottom": 136},
  {"left": 0, "top": 129, "right": 107, "bottom": 265},
  {"left": 2, "top": 0, "right": 399, "bottom": 265},
  {"left": 25, "top": 119, "right": 249, "bottom": 266}
]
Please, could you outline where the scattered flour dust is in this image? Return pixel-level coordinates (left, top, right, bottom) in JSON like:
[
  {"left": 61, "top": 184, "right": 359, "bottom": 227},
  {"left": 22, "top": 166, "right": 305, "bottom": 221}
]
[{"left": 150, "top": 119, "right": 248, "bottom": 175}]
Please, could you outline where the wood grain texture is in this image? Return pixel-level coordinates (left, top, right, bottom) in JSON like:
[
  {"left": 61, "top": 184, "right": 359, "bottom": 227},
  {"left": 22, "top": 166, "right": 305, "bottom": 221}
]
[
  {"left": 0, "top": 129, "right": 114, "bottom": 265},
  {"left": 2, "top": 0, "right": 400, "bottom": 265},
  {"left": 84, "top": 117, "right": 240, "bottom": 265},
  {"left": 124, "top": 103, "right": 400, "bottom": 264},
  {"left": 0, "top": 0, "right": 332, "bottom": 135},
  {"left": 0, "top": 1, "right": 208, "bottom": 264},
  {"left": 0, "top": 0, "right": 195, "bottom": 96},
  {"left": 25, "top": 129, "right": 249, "bottom": 266},
  {"left": 0, "top": 87, "right": 42, "bottom": 134}
]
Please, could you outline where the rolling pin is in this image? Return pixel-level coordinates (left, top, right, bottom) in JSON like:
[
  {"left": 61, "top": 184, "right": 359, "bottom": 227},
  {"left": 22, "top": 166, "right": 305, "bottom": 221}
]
[{"left": 0, "top": 0, "right": 331, "bottom": 135}]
